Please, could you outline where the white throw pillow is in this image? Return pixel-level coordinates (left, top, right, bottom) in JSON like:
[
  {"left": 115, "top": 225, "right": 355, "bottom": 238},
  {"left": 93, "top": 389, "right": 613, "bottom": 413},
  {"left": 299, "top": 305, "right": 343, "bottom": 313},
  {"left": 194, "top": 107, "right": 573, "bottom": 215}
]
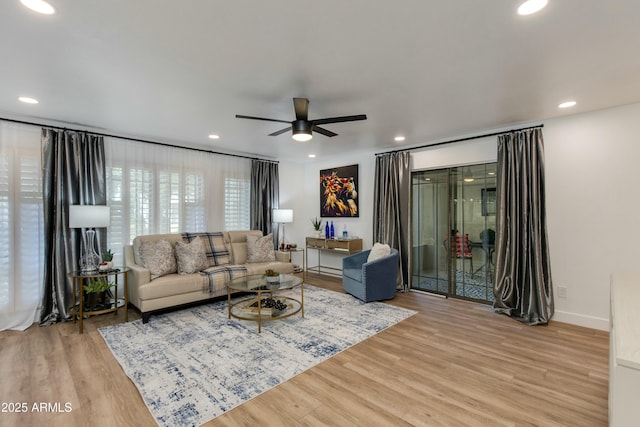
[
  {"left": 139, "top": 239, "right": 177, "bottom": 280},
  {"left": 367, "top": 242, "right": 391, "bottom": 263},
  {"left": 246, "top": 233, "right": 276, "bottom": 263},
  {"left": 174, "top": 237, "right": 208, "bottom": 274}
]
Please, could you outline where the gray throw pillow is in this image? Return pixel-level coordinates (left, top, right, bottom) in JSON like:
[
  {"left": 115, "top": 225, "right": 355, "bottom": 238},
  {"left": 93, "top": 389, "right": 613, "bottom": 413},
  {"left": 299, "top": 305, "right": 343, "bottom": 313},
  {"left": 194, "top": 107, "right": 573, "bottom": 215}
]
[
  {"left": 139, "top": 239, "right": 177, "bottom": 280},
  {"left": 174, "top": 237, "right": 208, "bottom": 274},
  {"left": 246, "top": 233, "right": 276, "bottom": 263}
]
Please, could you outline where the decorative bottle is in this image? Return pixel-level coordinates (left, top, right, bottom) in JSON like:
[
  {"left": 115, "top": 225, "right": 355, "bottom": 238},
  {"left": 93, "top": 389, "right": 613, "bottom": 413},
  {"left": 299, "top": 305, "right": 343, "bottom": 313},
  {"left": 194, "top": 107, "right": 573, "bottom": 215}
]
[
  {"left": 325, "top": 221, "right": 330, "bottom": 238},
  {"left": 330, "top": 221, "right": 335, "bottom": 239},
  {"left": 342, "top": 224, "right": 348, "bottom": 238}
]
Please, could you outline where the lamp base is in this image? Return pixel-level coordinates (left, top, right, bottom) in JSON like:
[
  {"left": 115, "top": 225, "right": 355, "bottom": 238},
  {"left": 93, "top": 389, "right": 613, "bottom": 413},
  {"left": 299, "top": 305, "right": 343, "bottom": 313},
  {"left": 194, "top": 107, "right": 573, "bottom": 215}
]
[{"left": 79, "top": 229, "right": 101, "bottom": 272}]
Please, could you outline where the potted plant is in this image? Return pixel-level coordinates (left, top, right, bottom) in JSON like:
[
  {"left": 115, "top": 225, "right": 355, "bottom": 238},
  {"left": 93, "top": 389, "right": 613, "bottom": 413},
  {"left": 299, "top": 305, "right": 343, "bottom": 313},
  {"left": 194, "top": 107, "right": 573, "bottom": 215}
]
[
  {"left": 83, "top": 277, "right": 114, "bottom": 311},
  {"left": 99, "top": 249, "right": 114, "bottom": 271},
  {"left": 310, "top": 217, "right": 323, "bottom": 238},
  {"left": 264, "top": 269, "right": 280, "bottom": 283}
]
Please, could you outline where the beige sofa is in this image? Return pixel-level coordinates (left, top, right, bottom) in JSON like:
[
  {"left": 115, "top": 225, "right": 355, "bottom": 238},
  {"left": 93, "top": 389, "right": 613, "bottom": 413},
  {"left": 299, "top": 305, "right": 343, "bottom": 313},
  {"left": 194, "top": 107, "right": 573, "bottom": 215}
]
[{"left": 124, "top": 230, "right": 294, "bottom": 323}]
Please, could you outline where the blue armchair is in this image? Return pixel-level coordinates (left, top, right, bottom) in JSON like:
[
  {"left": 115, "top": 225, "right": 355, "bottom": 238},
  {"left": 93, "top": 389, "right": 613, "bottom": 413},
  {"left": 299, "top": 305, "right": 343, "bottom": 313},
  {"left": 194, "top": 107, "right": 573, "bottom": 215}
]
[{"left": 342, "top": 248, "right": 399, "bottom": 302}]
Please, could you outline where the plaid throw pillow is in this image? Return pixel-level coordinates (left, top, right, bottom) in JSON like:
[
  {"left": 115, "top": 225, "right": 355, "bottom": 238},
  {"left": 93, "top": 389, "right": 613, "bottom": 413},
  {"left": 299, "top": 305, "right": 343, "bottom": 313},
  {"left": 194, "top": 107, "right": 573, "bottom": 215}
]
[{"left": 181, "top": 232, "right": 231, "bottom": 267}]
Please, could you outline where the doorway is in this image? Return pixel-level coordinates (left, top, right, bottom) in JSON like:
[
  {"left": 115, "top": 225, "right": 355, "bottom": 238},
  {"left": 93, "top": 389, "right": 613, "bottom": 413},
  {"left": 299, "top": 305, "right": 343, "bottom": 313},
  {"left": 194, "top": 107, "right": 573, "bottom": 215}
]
[{"left": 411, "top": 163, "right": 497, "bottom": 303}]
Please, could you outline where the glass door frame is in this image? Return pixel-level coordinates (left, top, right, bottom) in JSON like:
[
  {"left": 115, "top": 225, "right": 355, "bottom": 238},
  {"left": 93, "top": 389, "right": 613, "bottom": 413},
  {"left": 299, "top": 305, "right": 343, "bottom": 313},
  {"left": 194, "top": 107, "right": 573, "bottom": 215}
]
[{"left": 410, "top": 162, "right": 497, "bottom": 304}]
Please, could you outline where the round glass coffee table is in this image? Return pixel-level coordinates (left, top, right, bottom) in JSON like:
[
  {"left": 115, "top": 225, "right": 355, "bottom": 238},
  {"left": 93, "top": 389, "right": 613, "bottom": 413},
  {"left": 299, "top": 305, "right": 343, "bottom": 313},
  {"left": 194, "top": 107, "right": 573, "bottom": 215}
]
[{"left": 227, "top": 273, "right": 304, "bottom": 333}]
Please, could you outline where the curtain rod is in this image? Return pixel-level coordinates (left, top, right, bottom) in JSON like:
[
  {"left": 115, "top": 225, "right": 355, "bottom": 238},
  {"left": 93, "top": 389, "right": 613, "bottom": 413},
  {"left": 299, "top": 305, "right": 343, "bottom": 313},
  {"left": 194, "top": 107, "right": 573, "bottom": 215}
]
[
  {"left": 375, "top": 124, "right": 544, "bottom": 156},
  {"left": 0, "top": 116, "right": 278, "bottom": 164}
]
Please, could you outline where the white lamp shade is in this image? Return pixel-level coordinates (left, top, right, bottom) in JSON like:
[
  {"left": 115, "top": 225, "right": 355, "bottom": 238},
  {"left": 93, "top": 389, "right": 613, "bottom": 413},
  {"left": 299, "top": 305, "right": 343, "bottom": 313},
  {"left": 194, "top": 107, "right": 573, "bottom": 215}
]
[
  {"left": 272, "top": 209, "right": 293, "bottom": 223},
  {"left": 69, "top": 205, "right": 111, "bottom": 228}
]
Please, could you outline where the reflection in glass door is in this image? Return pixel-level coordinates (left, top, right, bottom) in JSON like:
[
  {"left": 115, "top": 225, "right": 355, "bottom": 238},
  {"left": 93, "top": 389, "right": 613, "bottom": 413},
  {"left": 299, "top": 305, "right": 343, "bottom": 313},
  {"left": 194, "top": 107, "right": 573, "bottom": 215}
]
[{"left": 411, "top": 163, "right": 497, "bottom": 303}]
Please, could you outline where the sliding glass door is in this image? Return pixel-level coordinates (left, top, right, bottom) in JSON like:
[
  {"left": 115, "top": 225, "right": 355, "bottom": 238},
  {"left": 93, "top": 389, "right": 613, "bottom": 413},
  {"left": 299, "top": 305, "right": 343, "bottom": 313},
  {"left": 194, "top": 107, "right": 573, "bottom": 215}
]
[{"left": 411, "top": 163, "right": 497, "bottom": 303}]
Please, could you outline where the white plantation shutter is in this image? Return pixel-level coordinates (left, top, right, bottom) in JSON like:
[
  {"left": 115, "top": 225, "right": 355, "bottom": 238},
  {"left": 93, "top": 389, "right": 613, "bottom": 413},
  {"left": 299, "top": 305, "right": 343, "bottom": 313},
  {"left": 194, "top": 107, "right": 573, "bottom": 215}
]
[
  {"left": 224, "top": 177, "right": 251, "bottom": 231},
  {"left": 0, "top": 122, "right": 43, "bottom": 331},
  {"left": 104, "top": 138, "right": 251, "bottom": 263}
]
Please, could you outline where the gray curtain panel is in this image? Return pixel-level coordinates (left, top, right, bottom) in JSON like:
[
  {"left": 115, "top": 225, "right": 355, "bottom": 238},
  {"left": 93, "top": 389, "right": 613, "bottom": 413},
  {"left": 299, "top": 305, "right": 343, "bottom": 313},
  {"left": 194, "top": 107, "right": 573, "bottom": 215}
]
[
  {"left": 40, "top": 129, "right": 106, "bottom": 326},
  {"left": 250, "top": 160, "right": 279, "bottom": 245},
  {"left": 493, "top": 127, "right": 554, "bottom": 325},
  {"left": 373, "top": 151, "right": 411, "bottom": 291}
]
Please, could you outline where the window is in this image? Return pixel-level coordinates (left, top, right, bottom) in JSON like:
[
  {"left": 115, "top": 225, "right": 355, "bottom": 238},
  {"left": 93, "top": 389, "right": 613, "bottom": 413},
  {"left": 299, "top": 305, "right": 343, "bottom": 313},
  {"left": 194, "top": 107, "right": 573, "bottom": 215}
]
[
  {"left": 104, "top": 138, "right": 252, "bottom": 259},
  {"left": 224, "top": 177, "right": 250, "bottom": 230}
]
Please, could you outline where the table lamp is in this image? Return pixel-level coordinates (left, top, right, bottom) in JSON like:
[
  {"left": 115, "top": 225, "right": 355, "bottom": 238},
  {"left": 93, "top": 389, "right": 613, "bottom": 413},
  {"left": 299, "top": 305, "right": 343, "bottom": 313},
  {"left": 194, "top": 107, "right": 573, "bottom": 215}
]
[
  {"left": 69, "top": 205, "right": 111, "bottom": 272},
  {"left": 273, "top": 208, "right": 293, "bottom": 250}
]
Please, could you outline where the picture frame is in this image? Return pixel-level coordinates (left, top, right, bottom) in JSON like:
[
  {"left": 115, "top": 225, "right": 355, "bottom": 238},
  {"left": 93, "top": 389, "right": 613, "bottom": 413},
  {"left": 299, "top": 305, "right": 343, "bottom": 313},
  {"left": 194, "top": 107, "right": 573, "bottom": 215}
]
[
  {"left": 481, "top": 187, "right": 496, "bottom": 216},
  {"left": 320, "top": 164, "right": 359, "bottom": 217}
]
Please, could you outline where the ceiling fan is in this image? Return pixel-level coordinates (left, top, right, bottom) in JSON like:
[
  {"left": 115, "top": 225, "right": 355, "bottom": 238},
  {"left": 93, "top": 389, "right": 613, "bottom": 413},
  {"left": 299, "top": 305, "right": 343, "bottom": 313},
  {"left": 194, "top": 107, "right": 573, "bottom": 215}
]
[{"left": 235, "top": 97, "right": 367, "bottom": 142}]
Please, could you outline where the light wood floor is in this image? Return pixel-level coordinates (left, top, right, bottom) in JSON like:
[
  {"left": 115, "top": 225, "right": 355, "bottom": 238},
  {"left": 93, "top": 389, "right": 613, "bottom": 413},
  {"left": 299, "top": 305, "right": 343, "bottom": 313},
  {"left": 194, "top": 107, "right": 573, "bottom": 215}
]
[{"left": 0, "top": 273, "right": 609, "bottom": 426}]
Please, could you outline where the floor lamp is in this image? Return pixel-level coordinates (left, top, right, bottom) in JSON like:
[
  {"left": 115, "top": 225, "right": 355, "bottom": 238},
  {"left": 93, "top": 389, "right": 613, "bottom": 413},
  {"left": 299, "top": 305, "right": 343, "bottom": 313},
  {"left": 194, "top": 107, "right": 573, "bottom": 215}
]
[
  {"left": 69, "top": 205, "right": 111, "bottom": 272},
  {"left": 273, "top": 209, "right": 293, "bottom": 250}
]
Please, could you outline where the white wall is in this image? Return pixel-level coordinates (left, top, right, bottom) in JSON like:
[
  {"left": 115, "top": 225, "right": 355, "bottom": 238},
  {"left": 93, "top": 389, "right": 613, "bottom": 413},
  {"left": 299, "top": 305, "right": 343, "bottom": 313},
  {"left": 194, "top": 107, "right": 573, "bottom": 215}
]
[
  {"left": 279, "top": 153, "right": 376, "bottom": 270},
  {"left": 280, "top": 101, "right": 640, "bottom": 330},
  {"left": 544, "top": 102, "right": 640, "bottom": 330}
]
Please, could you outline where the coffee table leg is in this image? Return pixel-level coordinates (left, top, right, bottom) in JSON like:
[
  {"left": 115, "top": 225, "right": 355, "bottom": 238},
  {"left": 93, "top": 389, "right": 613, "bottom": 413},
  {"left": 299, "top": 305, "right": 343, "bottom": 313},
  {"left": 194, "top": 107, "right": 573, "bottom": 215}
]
[
  {"left": 256, "top": 295, "right": 261, "bottom": 333},
  {"left": 301, "top": 283, "right": 304, "bottom": 318},
  {"left": 227, "top": 288, "right": 231, "bottom": 319}
]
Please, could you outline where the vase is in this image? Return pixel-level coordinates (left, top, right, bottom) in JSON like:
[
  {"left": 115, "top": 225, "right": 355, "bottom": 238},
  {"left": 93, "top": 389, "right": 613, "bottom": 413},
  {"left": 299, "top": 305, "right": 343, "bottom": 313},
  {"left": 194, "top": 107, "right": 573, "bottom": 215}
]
[{"left": 314, "top": 230, "right": 321, "bottom": 238}]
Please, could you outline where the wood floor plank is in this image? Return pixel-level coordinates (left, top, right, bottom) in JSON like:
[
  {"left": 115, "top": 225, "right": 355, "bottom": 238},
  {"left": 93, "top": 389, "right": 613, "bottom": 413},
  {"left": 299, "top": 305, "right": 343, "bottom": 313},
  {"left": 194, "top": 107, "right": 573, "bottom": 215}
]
[{"left": 0, "top": 272, "right": 609, "bottom": 426}]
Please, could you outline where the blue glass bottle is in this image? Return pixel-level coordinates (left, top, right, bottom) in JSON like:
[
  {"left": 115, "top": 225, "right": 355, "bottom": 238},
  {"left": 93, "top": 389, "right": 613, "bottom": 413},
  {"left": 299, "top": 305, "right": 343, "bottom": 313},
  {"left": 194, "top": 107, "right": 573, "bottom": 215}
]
[
  {"left": 330, "top": 221, "right": 335, "bottom": 239},
  {"left": 325, "top": 221, "right": 330, "bottom": 238}
]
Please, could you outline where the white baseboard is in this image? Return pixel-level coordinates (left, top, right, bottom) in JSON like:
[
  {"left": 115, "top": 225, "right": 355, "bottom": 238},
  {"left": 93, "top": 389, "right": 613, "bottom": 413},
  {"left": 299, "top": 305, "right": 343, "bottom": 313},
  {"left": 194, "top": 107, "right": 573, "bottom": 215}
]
[{"left": 553, "top": 310, "right": 609, "bottom": 331}]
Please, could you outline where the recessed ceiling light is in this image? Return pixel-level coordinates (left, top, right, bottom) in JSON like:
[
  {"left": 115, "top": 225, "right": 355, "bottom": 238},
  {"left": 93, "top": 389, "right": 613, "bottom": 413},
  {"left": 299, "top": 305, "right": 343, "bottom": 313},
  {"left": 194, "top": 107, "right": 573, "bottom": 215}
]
[
  {"left": 558, "top": 101, "right": 577, "bottom": 109},
  {"left": 488, "top": 172, "right": 496, "bottom": 176},
  {"left": 18, "top": 96, "right": 39, "bottom": 104},
  {"left": 308, "top": 154, "right": 316, "bottom": 158},
  {"left": 394, "top": 136, "right": 405, "bottom": 142},
  {"left": 517, "top": 0, "right": 548, "bottom": 16},
  {"left": 208, "top": 134, "right": 220, "bottom": 139},
  {"left": 20, "top": 0, "right": 56, "bottom": 15}
]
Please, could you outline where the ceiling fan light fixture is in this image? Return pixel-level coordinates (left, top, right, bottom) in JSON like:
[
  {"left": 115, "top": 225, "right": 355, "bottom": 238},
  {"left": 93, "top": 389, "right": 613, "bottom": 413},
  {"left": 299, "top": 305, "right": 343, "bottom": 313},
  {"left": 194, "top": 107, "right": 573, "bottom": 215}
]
[
  {"left": 292, "top": 120, "right": 313, "bottom": 142},
  {"left": 292, "top": 132, "right": 312, "bottom": 142}
]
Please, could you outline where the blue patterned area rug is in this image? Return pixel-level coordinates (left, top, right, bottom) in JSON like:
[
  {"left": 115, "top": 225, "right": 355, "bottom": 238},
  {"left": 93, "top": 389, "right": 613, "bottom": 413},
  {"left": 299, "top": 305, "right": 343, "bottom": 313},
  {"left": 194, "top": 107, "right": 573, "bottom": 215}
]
[{"left": 99, "top": 285, "right": 416, "bottom": 427}]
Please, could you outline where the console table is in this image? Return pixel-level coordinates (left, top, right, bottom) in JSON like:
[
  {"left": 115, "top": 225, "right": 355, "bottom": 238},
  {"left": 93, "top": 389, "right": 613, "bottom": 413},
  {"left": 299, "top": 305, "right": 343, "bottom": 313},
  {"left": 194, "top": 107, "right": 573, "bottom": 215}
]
[{"left": 305, "top": 237, "right": 363, "bottom": 277}]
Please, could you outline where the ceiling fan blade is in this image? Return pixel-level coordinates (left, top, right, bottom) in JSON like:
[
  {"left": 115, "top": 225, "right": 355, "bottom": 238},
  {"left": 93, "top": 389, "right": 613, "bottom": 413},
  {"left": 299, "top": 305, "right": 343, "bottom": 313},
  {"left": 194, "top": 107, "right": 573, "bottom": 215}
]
[
  {"left": 235, "top": 114, "right": 291, "bottom": 124},
  {"left": 312, "top": 114, "right": 367, "bottom": 126},
  {"left": 269, "top": 126, "right": 292, "bottom": 136},
  {"left": 293, "top": 98, "right": 309, "bottom": 121},
  {"left": 312, "top": 125, "right": 338, "bottom": 137}
]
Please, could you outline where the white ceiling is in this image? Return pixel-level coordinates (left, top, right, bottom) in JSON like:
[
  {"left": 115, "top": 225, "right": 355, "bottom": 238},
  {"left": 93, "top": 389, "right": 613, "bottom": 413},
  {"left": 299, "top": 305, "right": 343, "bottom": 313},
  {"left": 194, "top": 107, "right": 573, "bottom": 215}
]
[{"left": 2, "top": 1, "right": 640, "bottom": 161}]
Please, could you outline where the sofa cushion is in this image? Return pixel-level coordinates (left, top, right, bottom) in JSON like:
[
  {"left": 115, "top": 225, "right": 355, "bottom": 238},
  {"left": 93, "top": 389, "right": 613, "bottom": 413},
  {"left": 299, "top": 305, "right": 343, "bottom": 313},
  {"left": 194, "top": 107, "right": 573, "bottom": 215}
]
[
  {"left": 367, "top": 242, "right": 391, "bottom": 263},
  {"left": 244, "top": 261, "right": 295, "bottom": 276},
  {"left": 182, "top": 232, "right": 230, "bottom": 266},
  {"left": 137, "top": 273, "right": 206, "bottom": 300},
  {"left": 139, "top": 239, "right": 177, "bottom": 280},
  {"left": 174, "top": 237, "right": 208, "bottom": 274},
  {"left": 226, "top": 230, "right": 263, "bottom": 264},
  {"left": 246, "top": 233, "right": 276, "bottom": 263}
]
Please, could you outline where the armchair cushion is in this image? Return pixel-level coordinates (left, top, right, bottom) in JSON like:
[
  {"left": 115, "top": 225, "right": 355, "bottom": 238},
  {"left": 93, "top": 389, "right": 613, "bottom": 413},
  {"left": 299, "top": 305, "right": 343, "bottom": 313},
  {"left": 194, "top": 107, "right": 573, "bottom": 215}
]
[{"left": 342, "top": 247, "right": 399, "bottom": 302}]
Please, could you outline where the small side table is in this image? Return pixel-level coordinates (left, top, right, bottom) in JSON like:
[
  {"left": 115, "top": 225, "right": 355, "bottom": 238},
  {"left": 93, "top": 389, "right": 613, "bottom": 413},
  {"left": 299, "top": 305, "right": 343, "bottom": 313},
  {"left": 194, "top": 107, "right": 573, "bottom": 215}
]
[
  {"left": 278, "top": 248, "right": 305, "bottom": 278},
  {"left": 68, "top": 267, "right": 129, "bottom": 334}
]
